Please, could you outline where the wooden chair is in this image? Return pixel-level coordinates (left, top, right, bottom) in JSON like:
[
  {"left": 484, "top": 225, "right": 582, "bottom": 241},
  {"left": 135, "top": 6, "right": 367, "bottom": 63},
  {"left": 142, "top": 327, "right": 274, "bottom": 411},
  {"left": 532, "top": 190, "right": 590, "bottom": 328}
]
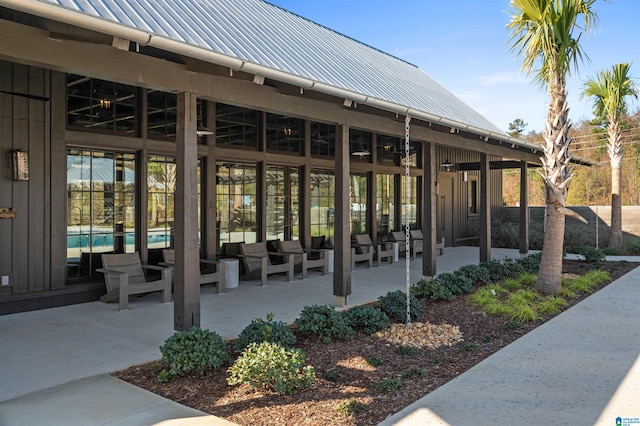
[
  {"left": 409, "top": 230, "right": 444, "bottom": 259},
  {"left": 97, "top": 252, "right": 172, "bottom": 310},
  {"left": 389, "top": 231, "right": 407, "bottom": 256},
  {"left": 277, "top": 240, "right": 328, "bottom": 279},
  {"left": 238, "top": 242, "right": 295, "bottom": 286},
  {"left": 160, "top": 249, "right": 225, "bottom": 293},
  {"left": 353, "top": 234, "right": 394, "bottom": 267}
]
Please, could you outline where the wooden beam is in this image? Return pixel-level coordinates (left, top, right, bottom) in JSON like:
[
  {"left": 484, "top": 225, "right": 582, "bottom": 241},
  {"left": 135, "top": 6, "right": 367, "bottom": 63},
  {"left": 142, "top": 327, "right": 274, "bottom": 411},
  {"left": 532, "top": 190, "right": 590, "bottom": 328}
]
[
  {"left": 422, "top": 142, "right": 437, "bottom": 277},
  {"left": 173, "top": 92, "right": 200, "bottom": 331},
  {"left": 479, "top": 153, "right": 491, "bottom": 262},
  {"left": 458, "top": 160, "right": 542, "bottom": 171},
  {"left": 519, "top": 161, "right": 529, "bottom": 255},
  {"left": 333, "top": 125, "right": 351, "bottom": 305}
]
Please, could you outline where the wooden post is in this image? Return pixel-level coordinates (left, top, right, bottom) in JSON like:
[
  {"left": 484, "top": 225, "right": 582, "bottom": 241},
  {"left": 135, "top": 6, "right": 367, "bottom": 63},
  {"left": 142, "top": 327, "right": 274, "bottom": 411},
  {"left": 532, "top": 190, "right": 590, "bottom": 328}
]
[
  {"left": 519, "top": 161, "right": 529, "bottom": 255},
  {"left": 422, "top": 142, "right": 437, "bottom": 277},
  {"left": 333, "top": 124, "right": 351, "bottom": 306},
  {"left": 174, "top": 92, "right": 201, "bottom": 331},
  {"left": 479, "top": 153, "right": 491, "bottom": 262}
]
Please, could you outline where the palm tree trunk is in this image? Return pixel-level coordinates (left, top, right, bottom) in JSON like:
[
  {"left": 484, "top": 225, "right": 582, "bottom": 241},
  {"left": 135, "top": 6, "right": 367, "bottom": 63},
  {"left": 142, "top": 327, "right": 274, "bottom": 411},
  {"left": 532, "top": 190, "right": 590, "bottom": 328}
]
[
  {"left": 609, "top": 166, "right": 623, "bottom": 248},
  {"left": 536, "top": 75, "right": 572, "bottom": 294},
  {"left": 538, "top": 202, "right": 565, "bottom": 294}
]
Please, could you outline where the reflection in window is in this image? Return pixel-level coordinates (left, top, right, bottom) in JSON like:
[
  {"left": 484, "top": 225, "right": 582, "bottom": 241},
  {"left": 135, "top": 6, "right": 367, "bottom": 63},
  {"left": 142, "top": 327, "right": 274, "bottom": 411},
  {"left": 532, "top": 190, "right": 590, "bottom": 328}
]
[
  {"left": 266, "top": 166, "right": 300, "bottom": 240},
  {"left": 376, "top": 174, "right": 395, "bottom": 239},
  {"left": 310, "top": 170, "right": 335, "bottom": 238},
  {"left": 401, "top": 175, "right": 418, "bottom": 230},
  {"left": 468, "top": 179, "right": 479, "bottom": 215},
  {"left": 350, "top": 129, "right": 372, "bottom": 163},
  {"left": 378, "top": 135, "right": 401, "bottom": 165},
  {"left": 350, "top": 173, "right": 368, "bottom": 235},
  {"left": 67, "top": 74, "right": 137, "bottom": 134},
  {"left": 147, "top": 90, "right": 177, "bottom": 139},
  {"left": 216, "top": 162, "right": 257, "bottom": 245},
  {"left": 310, "top": 122, "right": 336, "bottom": 158},
  {"left": 401, "top": 140, "right": 421, "bottom": 168},
  {"left": 215, "top": 103, "right": 260, "bottom": 149},
  {"left": 148, "top": 156, "right": 176, "bottom": 250},
  {"left": 266, "top": 113, "right": 304, "bottom": 154},
  {"left": 66, "top": 149, "right": 135, "bottom": 280}
]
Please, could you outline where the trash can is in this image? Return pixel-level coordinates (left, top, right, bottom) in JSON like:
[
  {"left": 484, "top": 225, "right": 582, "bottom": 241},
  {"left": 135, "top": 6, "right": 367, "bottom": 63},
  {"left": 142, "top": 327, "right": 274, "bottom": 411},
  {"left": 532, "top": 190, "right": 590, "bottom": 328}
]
[{"left": 220, "top": 258, "right": 239, "bottom": 289}]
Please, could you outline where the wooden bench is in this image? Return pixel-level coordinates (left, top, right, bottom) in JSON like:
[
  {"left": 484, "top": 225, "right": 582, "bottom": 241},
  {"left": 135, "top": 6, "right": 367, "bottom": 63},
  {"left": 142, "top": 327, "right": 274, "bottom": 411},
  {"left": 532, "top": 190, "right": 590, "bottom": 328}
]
[
  {"left": 97, "top": 252, "right": 172, "bottom": 310},
  {"left": 352, "top": 234, "right": 394, "bottom": 268},
  {"left": 278, "top": 240, "right": 328, "bottom": 278}
]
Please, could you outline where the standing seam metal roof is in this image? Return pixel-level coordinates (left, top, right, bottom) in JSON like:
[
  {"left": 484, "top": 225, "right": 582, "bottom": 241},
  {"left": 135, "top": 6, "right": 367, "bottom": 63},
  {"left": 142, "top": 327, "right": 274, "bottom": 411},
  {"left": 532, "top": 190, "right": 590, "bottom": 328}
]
[{"left": 37, "top": 0, "right": 506, "bottom": 135}]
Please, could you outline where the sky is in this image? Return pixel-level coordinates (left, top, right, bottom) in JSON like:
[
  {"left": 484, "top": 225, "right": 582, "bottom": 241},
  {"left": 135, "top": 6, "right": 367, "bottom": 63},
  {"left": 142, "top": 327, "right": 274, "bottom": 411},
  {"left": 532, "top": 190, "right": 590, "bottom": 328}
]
[{"left": 268, "top": 0, "right": 639, "bottom": 134}]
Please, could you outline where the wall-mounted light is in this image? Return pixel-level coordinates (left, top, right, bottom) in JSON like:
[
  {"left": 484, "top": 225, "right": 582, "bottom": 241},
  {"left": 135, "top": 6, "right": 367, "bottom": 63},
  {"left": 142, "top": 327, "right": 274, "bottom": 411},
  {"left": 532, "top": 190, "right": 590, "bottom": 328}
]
[
  {"left": 440, "top": 159, "right": 454, "bottom": 172},
  {"left": 12, "top": 150, "right": 29, "bottom": 181}
]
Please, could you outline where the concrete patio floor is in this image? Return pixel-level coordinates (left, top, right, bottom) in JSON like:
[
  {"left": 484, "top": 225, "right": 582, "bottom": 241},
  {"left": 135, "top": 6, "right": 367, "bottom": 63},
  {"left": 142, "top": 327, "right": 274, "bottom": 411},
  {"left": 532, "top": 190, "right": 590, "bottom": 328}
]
[{"left": 1, "top": 247, "right": 638, "bottom": 426}]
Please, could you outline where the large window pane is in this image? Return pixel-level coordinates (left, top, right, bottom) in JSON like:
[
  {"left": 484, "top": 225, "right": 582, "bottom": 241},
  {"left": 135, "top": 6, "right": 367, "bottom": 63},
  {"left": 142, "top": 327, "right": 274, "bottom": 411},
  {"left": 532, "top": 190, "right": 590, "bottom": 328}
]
[
  {"left": 217, "top": 162, "right": 257, "bottom": 245},
  {"left": 266, "top": 166, "right": 300, "bottom": 241},
  {"left": 215, "top": 103, "right": 260, "bottom": 150},
  {"left": 148, "top": 156, "right": 176, "bottom": 250},
  {"left": 310, "top": 122, "right": 336, "bottom": 158},
  {"left": 67, "top": 150, "right": 136, "bottom": 280},
  {"left": 401, "top": 175, "right": 418, "bottom": 230},
  {"left": 147, "top": 90, "right": 177, "bottom": 140},
  {"left": 376, "top": 174, "right": 395, "bottom": 239},
  {"left": 266, "top": 113, "right": 304, "bottom": 154},
  {"left": 310, "top": 170, "right": 335, "bottom": 238},
  {"left": 350, "top": 129, "right": 372, "bottom": 163},
  {"left": 350, "top": 173, "right": 368, "bottom": 235}
]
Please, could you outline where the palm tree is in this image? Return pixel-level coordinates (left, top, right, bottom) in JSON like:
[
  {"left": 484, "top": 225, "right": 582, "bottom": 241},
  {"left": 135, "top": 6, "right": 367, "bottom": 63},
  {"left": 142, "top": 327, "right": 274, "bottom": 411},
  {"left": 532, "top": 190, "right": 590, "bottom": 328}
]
[
  {"left": 581, "top": 63, "right": 638, "bottom": 249},
  {"left": 507, "top": 0, "right": 597, "bottom": 294}
]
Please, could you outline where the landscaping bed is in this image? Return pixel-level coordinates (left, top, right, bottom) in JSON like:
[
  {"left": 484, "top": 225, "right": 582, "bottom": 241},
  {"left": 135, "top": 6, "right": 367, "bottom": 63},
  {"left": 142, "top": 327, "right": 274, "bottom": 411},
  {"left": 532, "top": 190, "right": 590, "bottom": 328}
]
[{"left": 114, "top": 259, "right": 638, "bottom": 426}]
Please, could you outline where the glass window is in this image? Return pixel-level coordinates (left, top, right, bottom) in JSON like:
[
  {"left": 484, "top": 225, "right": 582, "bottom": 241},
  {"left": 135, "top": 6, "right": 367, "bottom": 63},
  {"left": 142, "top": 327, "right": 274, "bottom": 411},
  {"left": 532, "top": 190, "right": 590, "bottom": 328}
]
[
  {"left": 400, "top": 175, "right": 418, "bottom": 230},
  {"left": 215, "top": 103, "right": 260, "bottom": 150},
  {"left": 310, "top": 170, "right": 335, "bottom": 238},
  {"left": 468, "top": 178, "right": 479, "bottom": 215},
  {"left": 266, "top": 166, "right": 300, "bottom": 241},
  {"left": 147, "top": 156, "right": 176, "bottom": 250},
  {"left": 350, "top": 129, "right": 372, "bottom": 163},
  {"left": 401, "top": 140, "right": 421, "bottom": 168},
  {"left": 376, "top": 174, "right": 395, "bottom": 239},
  {"left": 67, "top": 74, "right": 137, "bottom": 134},
  {"left": 216, "top": 162, "right": 257, "bottom": 245},
  {"left": 350, "top": 173, "right": 368, "bottom": 234},
  {"left": 266, "top": 113, "right": 304, "bottom": 154},
  {"left": 147, "top": 90, "right": 177, "bottom": 140},
  {"left": 66, "top": 149, "right": 136, "bottom": 280},
  {"left": 310, "top": 122, "right": 336, "bottom": 158},
  {"left": 377, "top": 135, "right": 401, "bottom": 165}
]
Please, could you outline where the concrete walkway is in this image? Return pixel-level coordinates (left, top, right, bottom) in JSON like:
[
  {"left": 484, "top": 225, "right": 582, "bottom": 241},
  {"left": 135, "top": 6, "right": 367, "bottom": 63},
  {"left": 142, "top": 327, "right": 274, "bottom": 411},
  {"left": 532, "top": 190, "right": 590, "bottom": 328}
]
[{"left": 0, "top": 248, "right": 638, "bottom": 425}]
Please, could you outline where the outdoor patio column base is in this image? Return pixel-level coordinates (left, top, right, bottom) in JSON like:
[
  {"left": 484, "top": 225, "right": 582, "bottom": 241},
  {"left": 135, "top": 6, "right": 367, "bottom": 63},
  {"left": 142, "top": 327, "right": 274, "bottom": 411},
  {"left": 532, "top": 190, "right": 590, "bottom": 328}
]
[{"left": 335, "top": 296, "right": 348, "bottom": 307}]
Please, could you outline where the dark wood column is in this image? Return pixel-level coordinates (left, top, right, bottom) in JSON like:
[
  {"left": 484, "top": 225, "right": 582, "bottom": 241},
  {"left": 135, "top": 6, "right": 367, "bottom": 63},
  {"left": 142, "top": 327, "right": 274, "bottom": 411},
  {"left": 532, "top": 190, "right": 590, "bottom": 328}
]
[
  {"left": 333, "top": 124, "right": 351, "bottom": 305},
  {"left": 302, "top": 165, "right": 312, "bottom": 249},
  {"left": 203, "top": 101, "right": 217, "bottom": 260},
  {"left": 479, "top": 153, "right": 491, "bottom": 262},
  {"left": 174, "top": 92, "right": 201, "bottom": 331},
  {"left": 421, "top": 142, "right": 437, "bottom": 277},
  {"left": 519, "top": 161, "right": 529, "bottom": 255}
]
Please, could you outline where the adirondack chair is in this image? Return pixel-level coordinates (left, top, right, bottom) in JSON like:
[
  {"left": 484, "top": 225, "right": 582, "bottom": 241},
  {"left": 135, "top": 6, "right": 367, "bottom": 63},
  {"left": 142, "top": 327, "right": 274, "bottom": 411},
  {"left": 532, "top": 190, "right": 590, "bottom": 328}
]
[
  {"left": 160, "top": 249, "right": 225, "bottom": 293},
  {"left": 353, "top": 233, "right": 394, "bottom": 267},
  {"left": 277, "top": 240, "right": 328, "bottom": 279},
  {"left": 389, "top": 231, "right": 407, "bottom": 256},
  {"left": 97, "top": 252, "right": 172, "bottom": 310},
  {"left": 238, "top": 242, "right": 295, "bottom": 286}
]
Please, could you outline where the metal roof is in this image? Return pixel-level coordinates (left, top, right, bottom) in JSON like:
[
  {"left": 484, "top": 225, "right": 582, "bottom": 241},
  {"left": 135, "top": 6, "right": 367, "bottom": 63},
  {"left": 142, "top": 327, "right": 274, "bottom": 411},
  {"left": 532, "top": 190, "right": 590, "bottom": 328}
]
[{"left": 21, "top": 0, "right": 507, "bottom": 136}]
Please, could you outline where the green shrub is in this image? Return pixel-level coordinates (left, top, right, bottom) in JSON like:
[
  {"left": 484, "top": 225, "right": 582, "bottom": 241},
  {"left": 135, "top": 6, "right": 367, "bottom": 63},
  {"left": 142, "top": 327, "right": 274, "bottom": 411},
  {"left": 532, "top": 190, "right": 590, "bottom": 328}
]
[
  {"left": 157, "top": 326, "right": 230, "bottom": 382},
  {"left": 460, "top": 342, "right": 480, "bottom": 352},
  {"left": 491, "top": 218, "right": 519, "bottom": 248},
  {"left": 233, "top": 313, "right": 297, "bottom": 352},
  {"left": 227, "top": 342, "right": 315, "bottom": 395},
  {"left": 516, "top": 252, "right": 542, "bottom": 273},
  {"left": 482, "top": 259, "right": 512, "bottom": 282},
  {"left": 394, "top": 345, "right": 418, "bottom": 357},
  {"left": 436, "top": 270, "right": 474, "bottom": 295},
  {"left": 365, "top": 355, "right": 384, "bottom": 366},
  {"left": 537, "top": 296, "right": 568, "bottom": 315},
  {"left": 626, "top": 239, "right": 640, "bottom": 255},
  {"left": 376, "top": 378, "right": 403, "bottom": 392},
  {"left": 458, "top": 264, "right": 492, "bottom": 285},
  {"left": 344, "top": 305, "right": 390, "bottom": 335},
  {"left": 324, "top": 368, "right": 341, "bottom": 382},
  {"left": 400, "top": 368, "right": 428, "bottom": 379},
  {"left": 501, "top": 320, "right": 522, "bottom": 330},
  {"left": 601, "top": 246, "right": 621, "bottom": 256},
  {"left": 411, "top": 278, "right": 454, "bottom": 301},
  {"left": 294, "top": 305, "right": 354, "bottom": 343},
  {"left": 334, "top": 399, "right": 367, "bottom": 416},
  {"left": 563, "top": 270, "right": 610, "bottom": 294},
  {"left": 516, "top": 272, "right": 537, "bottom": 287},
  {"left": 576, "top": 246, "right": 606, "bottom": 263},
  {"left": 378, "top": 290, "right": 423, "bottom": 322}
]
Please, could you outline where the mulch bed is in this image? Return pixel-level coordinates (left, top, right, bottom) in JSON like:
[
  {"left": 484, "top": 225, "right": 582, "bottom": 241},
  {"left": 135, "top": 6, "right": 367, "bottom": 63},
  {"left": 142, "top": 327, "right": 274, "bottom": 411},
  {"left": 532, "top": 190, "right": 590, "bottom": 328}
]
[{"left": 114, "top": 260, "right": 638, "bottom": 426}]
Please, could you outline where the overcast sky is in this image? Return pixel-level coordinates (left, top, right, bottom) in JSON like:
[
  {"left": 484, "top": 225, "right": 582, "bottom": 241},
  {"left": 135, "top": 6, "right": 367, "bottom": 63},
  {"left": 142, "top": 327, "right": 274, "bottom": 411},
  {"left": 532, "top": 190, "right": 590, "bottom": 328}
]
[{"left": 268, "top": 0, "right": 639, "bottom": 134}]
